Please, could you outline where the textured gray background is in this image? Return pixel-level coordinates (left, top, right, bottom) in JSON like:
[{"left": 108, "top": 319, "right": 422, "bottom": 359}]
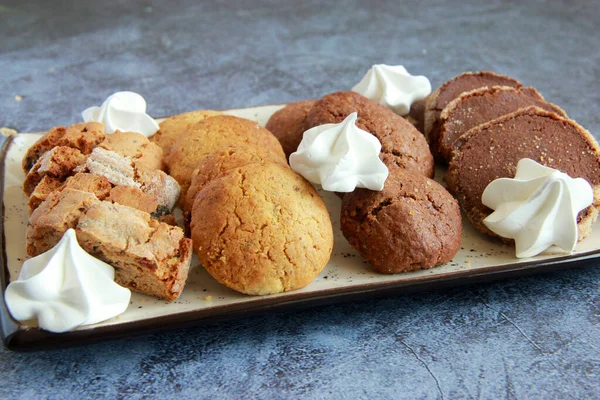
[{"left": 1, "top": 0, "right": 600, "bottom": 398}]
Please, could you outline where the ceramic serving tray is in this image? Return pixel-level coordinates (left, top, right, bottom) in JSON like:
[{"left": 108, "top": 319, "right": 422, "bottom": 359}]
[{"left": 2, "top": 104, "right": 600, "bottom": 351}]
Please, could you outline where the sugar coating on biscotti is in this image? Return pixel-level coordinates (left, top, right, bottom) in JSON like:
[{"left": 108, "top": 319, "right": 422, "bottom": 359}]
[
  {"left": 190, "top": 162, "right": 333, "bottom": 295},
  {"left": 265, "top": 100, "right": 316, "bottom": 159},
  {"left": 341, "top": 167, "right": 462, "bottom": 274},
  {"left": 151, "top": 109, "right": 223, "bottom": 156},
  {"left": 167, "top": 115, "right": 286, "bottom": 197},
  {"left": 76, "top": 201, "right": 192, "bottom": 301},
  {"left": 307, "top": 91, "right": 434, "bottom": 178},
  {"left": 184, "top": 145, "right": 288, "bottom": 217},
  {"left": 446, "top": 106, "right": 600, "bottom": 240}
]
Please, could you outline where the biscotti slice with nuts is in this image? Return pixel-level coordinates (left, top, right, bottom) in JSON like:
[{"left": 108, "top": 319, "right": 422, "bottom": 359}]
[
  {"left": 23, "top": 146, "right": 88, "bottom": 196},
  {"left": 98, "top": 130, "right": 164, "bottom": 171},
  {"left": 26, "top": 188, "right": 100, "bottom": 257},
  {"left": 22, "top": 122, "right": 105, "bottom": 172},
  {"left": 76, "top": 201, "right": 192, "bottom": 301}
]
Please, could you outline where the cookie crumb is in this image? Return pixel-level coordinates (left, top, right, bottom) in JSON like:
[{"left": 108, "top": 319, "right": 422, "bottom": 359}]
[
  {"left": 0, "top": 127, "right": 18, "bottom": 136},
  {"left": 204, "top": 295, "right": 212, "bottom": 301},
  {"left": 15, "top": 95, "right": 23, "bottom": 101}
]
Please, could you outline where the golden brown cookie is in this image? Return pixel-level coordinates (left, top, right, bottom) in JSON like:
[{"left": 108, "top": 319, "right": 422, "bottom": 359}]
[
  {"left": 183, "top": 146, "right": 288, "bottom": 218},
  {"left": 308, "top": 91, "right": 434, "bottom": 178},
  {"left": 190, "top": 163, "right": 333, "bottom": 295},
  {"left": 341, "top": 166, "right": 462, "bottom": 274},
  {"left": 446, "top": 106, "right": 600, "bottom": 239},
  {"left": 150, "top": 110, "right": 222, "bottom": 155},
  {"left": 168, "top": 115, "right": 286, "bottom": 196},
  {"left": 265, "top": 100, "right": 316, "bottom": 159}
]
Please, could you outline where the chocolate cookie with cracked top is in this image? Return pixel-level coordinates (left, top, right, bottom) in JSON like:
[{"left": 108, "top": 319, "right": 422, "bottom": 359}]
[
  {"left": 265, "top": 100, "right": 316, "bottom": 159},
  {"left": 446, "top": 106, "right": 600, "bottom": 240},
  {"left": 437, "top": 86, "right": 567, "bottom": 162},
  {"left": 308, "top": 91, "right": 434, "bottom": 178},
  {"left": 183, "top": 145, "right": 288, "bottom": 218},
  {"left": 424, "top": 71, "right": 523, "bottom": 157},
  {"left": 190, "top": 162, "right": 333, "bottom": 295},
  {"left": 167, "top": 115, "right": 286, "bottom": 197},
  {"left": 150, "top": 110, "right": 222, "bottom": 156},
  {"left": 341, "top": 166, "right": 462, "bottom": 274}
]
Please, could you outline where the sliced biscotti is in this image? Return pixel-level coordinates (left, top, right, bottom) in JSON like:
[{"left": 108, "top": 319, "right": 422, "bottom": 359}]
[
  {"left": 23, "top": 146, "right": 88, "bottom": 196},
  {"left": 424, "top": 71, "right": 523, "bottom": 157},
  {"left": 26, "top": 188, "right": 100, "bottom": 257},
  {"left": 76, "top": 202, "right": 192, "bottom": 301},
  {"left": 437, "top": 86, "right": 567, "bottom": 162},
  {"left": 98, "top": 130, "right": 164, "bottom": 171},
  {"left": 22, "top": 122, "right": 105, "bottom": 172},
  {"left": 446, "top": 106, "right": 600, "bottom": 239}
]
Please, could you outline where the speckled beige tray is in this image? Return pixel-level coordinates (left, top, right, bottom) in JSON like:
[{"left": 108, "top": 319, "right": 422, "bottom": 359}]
[{"left": 2, "top": 104, "right": 600, "bottom": 350}]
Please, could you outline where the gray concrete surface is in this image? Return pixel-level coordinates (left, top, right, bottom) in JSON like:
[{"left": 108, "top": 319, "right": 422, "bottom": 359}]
[{"left": 1, "top": 0, "right": 599, "bottom": 398}]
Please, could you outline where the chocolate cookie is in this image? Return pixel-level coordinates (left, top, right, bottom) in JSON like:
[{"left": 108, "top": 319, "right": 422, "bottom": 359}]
[
  {"left": 341, "top": 166, "right": 462, "bottom": 274},
  {"left": 190, "top": 162, "right": 333, "bottom": 295},
  {"left": 437, "top": 86, "right": 567, "bottom": 162},
  {"left": 407, "top": 98, "right": 426, "bottom": 133},
  {"left": 167, "top": 115, "right": 286, "bottom": 196},
  {"left": 183, "top": 145, "right": 288, "bottom": 218},
  {"left": 150, "top": 110, "right": 222, "bottom": 156},
  {"left": 424, "top": 71, "right": 523, "bottom": 157},
  {"left": 266, "top": 100, "right": 316, "bottom": 159},
  {"left": 446, "top": 106, "right": 600, "bottom": 238},
  {"left": 308, "top": 91, "right": 434, "bottom": 178}
]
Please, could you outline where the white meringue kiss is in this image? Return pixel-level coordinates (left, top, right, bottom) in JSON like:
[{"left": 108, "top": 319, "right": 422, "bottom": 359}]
[
  {"left": 482, "top": 158, "right": 594, "bottom": 258},
  {"left": 82, "top": 91, "right": 159, "bottom": 137},
  {"left": 4, "top": 229, "right": 131, "bottom": 333},
  {"left": 289, "top": 112, "right": 388, "bottom": 192},
  {"left": 352, "top": 64, "right": 431, "bottom": 116}
]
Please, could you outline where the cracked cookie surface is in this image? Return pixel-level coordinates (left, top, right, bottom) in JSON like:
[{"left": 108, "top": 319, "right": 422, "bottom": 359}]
[
  {"left": 307, "top": 91, "right": 434, "bottom": 178},
  {"left": 341, "top": 166, "right": 461, "bottom": 274},
  {"left": 190, "top": 162, "right": 333, "bottom": 295}
]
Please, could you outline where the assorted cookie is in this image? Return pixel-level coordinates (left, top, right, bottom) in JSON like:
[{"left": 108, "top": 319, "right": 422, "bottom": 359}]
[{"left": 265, "top": 100, "right": 316, "bottom": 159}]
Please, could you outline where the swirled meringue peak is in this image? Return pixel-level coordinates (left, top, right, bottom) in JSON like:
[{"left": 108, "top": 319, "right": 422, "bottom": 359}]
[
  {"left": 82, "top": 91, "right": 159, "bottom": 137},
  {"left": 289, "top": 112, "right": 388, "bottom": 192},
  {"left": 482, "top": 158, "right": 594, "bottom": 258},
  {"left": 4, "top": 229, "right": 131, "bottom": 333},
  {"left": 352, "top": 64, "right": 431, "bottom": 115}
]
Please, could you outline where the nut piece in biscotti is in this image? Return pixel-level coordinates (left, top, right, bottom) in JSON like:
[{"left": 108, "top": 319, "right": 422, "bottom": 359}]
[
  {"left": 265, "top": 100, "right": 316, "bottom": 159},
  {"left": 437, "top": 86, "right": 567, "bottom": 162},
  {"left": 307, "top": 91, "right": 434, "bottom": 178},
  {"left": 168, "top": 115, "right": 286, "bottom": 196},
  {"left": 183, "top": 146, "right": 288, "bottom": 217},
  {"left": 22, "top": 122, "right": 105, "bottom": 172},
  {"left": 63, "top": 173, "right": 113, "bottom": 200},
  {"left": 446, "top": 106, "right": 600, "bottom": 240},
  {"left": 108, "top": 186, "right": 158, "bottom": 214},
  {"left": 76, "top": 201, "right": 192, "bottom": 301},
  {"left": 27, "top": 176, "right": 65, "bottom": 213},
  {"left": 424, "top": 71, "right": 522, "bottom": 157},
  {"left": 190, "top": 163, "right": 333, "bottom": 295},
  {"left": 341, "top": 166, "right": 462, "bottom": 274},
  {"left": 151, "top": 110, "right": 223, "bottom": 156},
  {"left": 23, "top": 146, "right": 87, "bottom": 196},
  {"left": 26, "top": 188, "right": 100, "bottom": 257},
  {"left": 98, "top": 130, "right": 164, "bottom": 171}
]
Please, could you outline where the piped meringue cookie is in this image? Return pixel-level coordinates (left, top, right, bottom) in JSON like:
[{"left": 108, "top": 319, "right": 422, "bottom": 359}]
[
  {"left": 289, "top": 112, "right": 388, "bottom": 192},
  {"left": 82, "top": 91, "right": 159, "bottom": 137},
  {"left": 352, "top": 64, "right": 431, "bottom": 116},
  {"left": 482, "top": 158, "right": 594, "bottom": 258},
  {"left": 4, "top": 229, "right": 131, "bottom": 333}
]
